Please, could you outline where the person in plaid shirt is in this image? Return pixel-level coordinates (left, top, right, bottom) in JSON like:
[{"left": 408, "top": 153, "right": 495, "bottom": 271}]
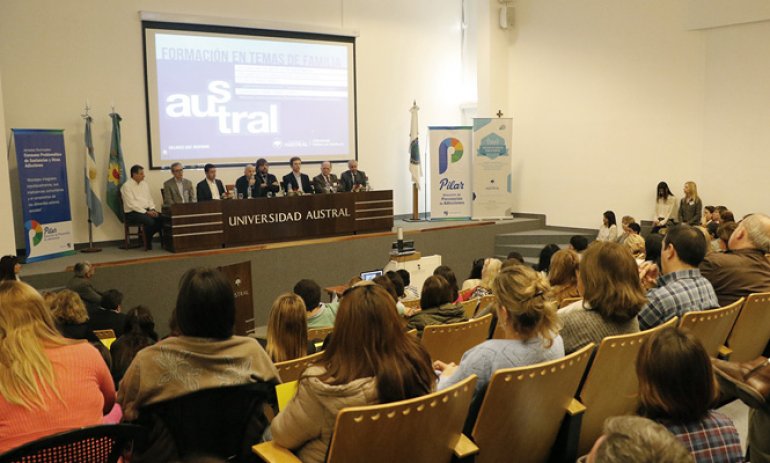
[
  {"left": 637, "top": 327, "right": 743, "bottom": 463},
  {"left": 638, "top": 225, "right": 719, "bottom": 330}
]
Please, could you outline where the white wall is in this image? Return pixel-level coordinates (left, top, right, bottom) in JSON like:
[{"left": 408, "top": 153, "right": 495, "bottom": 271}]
[
  {"left": 0, "top": 72, "right": 17, "bottom": 254},
  {"left": 505, "top": 0, "right": 707, "bottom": 229},
  {"left": 0, "top": 0, "right": 464, "bottom": 245}
]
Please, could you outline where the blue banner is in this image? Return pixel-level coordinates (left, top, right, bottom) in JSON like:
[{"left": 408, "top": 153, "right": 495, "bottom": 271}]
[{"left": 13, "top": 129, "right": 75, "bottom": 262}]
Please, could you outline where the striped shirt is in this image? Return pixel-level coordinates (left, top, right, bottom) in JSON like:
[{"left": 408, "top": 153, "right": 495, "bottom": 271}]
[
  {"left": 638, "top": 269, "right": 719, "bottom": 331},
  {"left": 663, "top": 411, "right": 744, "bottom": 463}
]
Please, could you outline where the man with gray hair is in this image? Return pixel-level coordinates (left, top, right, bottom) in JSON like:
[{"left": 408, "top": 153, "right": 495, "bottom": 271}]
[
  {"left": 312, "top": 161, "right": 339, "bottom": 194},
  {"left": 162, "top": 162, "right": 195, "bottom": 205},
  {"left": 235, "top": 164, "right": 258, "bottom": 199},
  {"left": 66, "top": 261, "right": 103, "bottom": 308},
  {"left": 700, "top": 213, "right": 770, "bottom": 307},
  {"left": 583, "top": 416, "right": 693, "bottom": 463},
  {"left": 339, "top": 159, "right": 367, "bottom": 192}
]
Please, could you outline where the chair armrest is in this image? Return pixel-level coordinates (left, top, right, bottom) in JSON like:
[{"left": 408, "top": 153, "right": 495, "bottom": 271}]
[
  {"left": 453, "top": 433, "right": 480, "bottom": 458},
  {"left": 252, "top": 442, "right": 302, "bottom": 463},
  {"left": 718, "top": 345, "right": 732, "bottom": 360},
  {"left": 566, "top": 398, "right": 586, "bottom": 416}
]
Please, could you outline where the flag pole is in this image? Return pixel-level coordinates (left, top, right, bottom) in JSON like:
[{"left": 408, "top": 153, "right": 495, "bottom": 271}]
[
  {"left": 406, "top": 101, "right": 425, "bottom": 222},
  {"left": 81, "top": 102, "right": 101, "bottom": 253}
]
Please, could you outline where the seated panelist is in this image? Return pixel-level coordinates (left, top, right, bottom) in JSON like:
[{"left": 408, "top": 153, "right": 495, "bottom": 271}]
[
  {"left": 196, "top": 163, "right": 226, "bottom": 201},
  {"left": 234, "top": 164, "right": 258, "bottom": 199},
  {"left": 339, "top": 159, "right": 367, "bottom": 192},
  {"left": 282, "top": 156, "right": 313, "bottom": 195},
  {"left": 162, "top": 162, "right": 195, "bottom": 205},
  {"left": 312, "top": 161, "right": 339, "bottom": 194},
  {"left": 255, "top": 158, "right": 280, "bottom": 197}
]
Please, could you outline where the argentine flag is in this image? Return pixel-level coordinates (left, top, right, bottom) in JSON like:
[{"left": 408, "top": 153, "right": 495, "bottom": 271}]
[{"left": 84, "top": 115, "right": 104, "bottom": 226}]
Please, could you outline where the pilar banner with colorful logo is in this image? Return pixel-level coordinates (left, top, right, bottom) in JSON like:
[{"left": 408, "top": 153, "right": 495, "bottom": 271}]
[
  {"left": 429, "top": 126, "right": 472, "bottom": 220},
  {"left": 12, "top": 129, "right": 75, "bottom": 262},
  {"left": 471, "top": 118, "right": 513, "bottom": 220}
]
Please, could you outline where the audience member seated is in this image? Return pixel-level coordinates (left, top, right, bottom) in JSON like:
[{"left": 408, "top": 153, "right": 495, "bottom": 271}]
[
  {"left": 118, "top": 267, "right": 279, "bottom": 422},
  {"left": 435, "top": 264, "right": 564, "bottom": 432},
  {"left": 121, "top": 164, "right": 163, "bottom": 250},
  {"left": 569, "top": 235, "right": 589, "bottom": 254},
  {"left": 559, "top": 241, "right": 646, "bottom": 354},
  {"left": 637, "top": 225, "right": 719, "bottom": 331},
  {"left": 311, "top": 161, "right": 339, "bottom": 194},
  {"left": 636, "top": 327, "right": 743, "bottom": 462},
  {"left": 385, "top": 270, "right": 406, "bottom": 299},
  {"left": 269, "top": 284, "right": 433, "bottom": 463},
  {"left": 700, "top": 213, "right": 770, "bottom": 307},
  {"left": 506, "top": 250, "right": 525, "bottom": 265},
  {"left": 50, "top": 289, "right": 99, "bottom": 343},
  {"left": 110, "top": 305, "right": 158, "bottom": 387},
  {"left": 0, "top": 281, "right": 115, "bottom": 453},
  {"left": 624, "top": 234, "right": 647, "bottom": 264},
  {"left": 266, "top": 293, "right": 315, "bottom": 363},
  {"left": 644, "top": 234, "right": 664, "bottom": 269},
  {"left": 720, "top": 210, "right": 735, "bottom": 224},
  {"left": 293, "top": 279, "right": 339, "bottom": 328},
  {"left": 374, "top": 274, "right": 414, "bottom": 317},
  {"left": 584, "top": 415, "right": 693, "bottom": 463},
  {"left": 702, "top": 205, "right": 716, "bottom": 228},
  {"left": 652, "top": 181, "right": 677, "bottom": 234},
  {"left": 406, "top": 275, "right": 466, "bottom": 335},
  {"left": 196, "top": 163, "right": 226, "bottom": 201},
  {"left": 596, "top": 210, "right": 618, "bottom": 242},
  {"left": 0, "top": 255, "right": 21, "bottom": 281},
  {"left": 715, "top": 221, "right": 738, "bottom": 252},
  {"left": 461, "top": 257, "right": 485, "bottom": 291},
  {"left": 66, "top": 261, "right": 102, "bottom": 309},
  {"left": 616, "top": 215, "right": 636, "bottom": 245},
  {"left": 88, "top": 289, "right": 127, "bottom": 337},
  {"left": 548, "top": 249, "right": 580, "bottom": 307},
  {"left": 536, "top": 243, "right": 561, "bottom": 274},
  {"left": 460, "top": 257, "right": 502, "bottom": 301},
  {"left": 397, "top": 269, "right": 420, "bottom": 300},
  {"left": 433, "top": 265, "right": 459, "bottom": 302}
]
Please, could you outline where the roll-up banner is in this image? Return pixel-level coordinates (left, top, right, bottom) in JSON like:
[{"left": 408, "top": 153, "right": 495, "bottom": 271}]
[
  {"left": 471, "top": 118, "right": 513, "bottom": 220},
  {"left": 429, "top": 126, "right": 472, "bottom": 220},
  {"left": 12, "top": 129, "right": 75, "bottom": 262}
]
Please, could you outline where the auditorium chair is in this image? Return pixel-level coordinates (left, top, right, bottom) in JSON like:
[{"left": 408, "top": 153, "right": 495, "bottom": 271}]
[
  {"left": 118, "top": 192, "right": 148, "bottom": 250},
  {"left": 422, "top": 314, "right": 493, "bottom": 364},
  {"left": 252, "top": 374, "right": 479, "bottom": 463},
  {"left": 274, "top": 351, "right": 324, "bottom": 383},
  {"left": 131, "top": 382, "right": 275, "bottom": 462},
  {"left": 471, "top": 343, "right": 595, "bottom": 463},
  {"left": 679, "top": 298, "right": 743, "bottom": 357},
  {"left": 575, "top": 317, "right": 679, "bottom": 455},
  {"left": 0, "top": 424, "right": 144, "bottom": 463},
  {"left": 461, "top": 298, "right": 479, "bottom": 319},
  {"left": 402, "top": 298, "right": 421, "bottom": 310},
  {"left": 559, "top": 297, "right": 581, "bottom": 309},
  {"left": 478, "top": 294, "right": 496, "bottom": 314},
  {"left": 307, "top": 326, "right": 333, "bottom": 344},
  {"left": 722, "top": 292, "right": 770, "bottom": 362}
]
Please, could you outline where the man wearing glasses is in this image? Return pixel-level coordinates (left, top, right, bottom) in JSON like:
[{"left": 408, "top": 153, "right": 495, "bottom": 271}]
[{"left": 162, "top": 162, "right": 196, "bottom": 205}]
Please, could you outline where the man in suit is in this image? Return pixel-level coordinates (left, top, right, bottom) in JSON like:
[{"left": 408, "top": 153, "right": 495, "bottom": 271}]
[
  {"left": 234, "top": 164, "right": 258, "bottom": 199},
  {"left": 339, "top": 159, "right": 368, "bottom": 192},
  {"left": 88, "top": 289, "right": 127, "bottom": 337},
  {"left": 312, "top": 161, "right": 339, "bottom": 194},
  {"left": 196, "top": 163, "right": 226, "bottom": 201},
  {"left": 282, "top": 156, "right": 313, "bottom": 194},
  {"left": 162, "top": 162, "right": 195, "bottom": 205},
  {"left": 255, "top": 158, "right": 280, "bottom": 197}
]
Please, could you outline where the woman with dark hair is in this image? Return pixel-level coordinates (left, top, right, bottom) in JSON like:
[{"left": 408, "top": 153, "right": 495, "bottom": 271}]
[
  {"left": 270, "top": 284, "right": 434, "bottom": 463},
  {"left": 110, "top": 306, "right": 158, "bottom": 386},
  {"left": 118, "top": 267, "right": 279, "bottom": 421},
  {"left": 0, "top": 255, "right": 21, "bottom": 281},
  {"left": 433, "top": 265, "right": 459, "bottom": 302},
  {"left": 548, "top": 249, "right": 580, "bottom": 306},
  {"left": 536, "top": 243, "right": 561, "bottom": 273},
  {"left": 407, "top": 275, "right": 465, "bottom": 335},
  {"left": 558, "top": 241, "right": 647, "bottom": 354},
  {"left": 461, "top": 257, "right": 485, "bottom": 291},
  {"left": 385, "top": 271, "right": 406, "bottom": 299},
  {"left": 644, "top": 234, "right": 664, "bottom": 269},
  {"left": 637, "top": 327, "right": 742, "bottom": 462},
  {"left": 372, "top": 275, "right": 415, "bottom": 316},
  {"left": 266, "top": 293, "right": 314, "bottom": 363},
  {"left": 596, "top": 211, "right": 618, "bottom": 242},
  {"left": 653, "top": 181, "right": 677, "bottom": 233}
]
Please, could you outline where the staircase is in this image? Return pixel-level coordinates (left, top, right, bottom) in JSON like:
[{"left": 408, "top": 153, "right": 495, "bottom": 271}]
[{"left": 495, "top": 213, "right": 596, "bottom": 266}]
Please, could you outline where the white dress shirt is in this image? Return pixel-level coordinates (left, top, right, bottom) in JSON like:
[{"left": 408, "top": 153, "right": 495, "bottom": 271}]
[
  {"left": 121, "top": 179, "right": 156, "bottom": 213},
  {"left": 207, "top": 179, "right": 221, "bottom": 200}
]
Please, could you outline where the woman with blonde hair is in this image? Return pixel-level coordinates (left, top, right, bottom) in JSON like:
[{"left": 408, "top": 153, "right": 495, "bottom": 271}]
[
  {"left": 559, "top": 241, "right": 647, "bottom": 354},
  {"left": 270, "top": 284, "right": 434, "bottom": 463},
  {"left": 266, "top": 293, "right": 314, "bottom": 363},
  {"left": 0, "top": 281, "right": 115, "bottom": 452},
  {"left": 678, "top": 181, "right": 703, "bottom": 226},
  {"left": 50, "top": 289, "right": 98, "bottom": 342},
  {"left": 549, "top": 249, "right": 581, "bottom": 307},
  {"left": 460, "top": 257, "right": 502, "bottom": 301},
  {"left": 435, "top": 265, "right": 564, "bottom": 429},
  {"left": 624, "top": 233, "right": 647, "bottom": 264}
]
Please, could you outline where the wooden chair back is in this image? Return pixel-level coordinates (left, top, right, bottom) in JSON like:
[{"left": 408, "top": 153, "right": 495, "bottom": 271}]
[
  {"left": 560, "top": 297, "right": 581, "bottom": 309},
  {"left": 725, "top": 293, "right": 770, "bottom": 362},
  {"left": 307, "top": 326, "right": 334, "bottom": 343},
  {"left": 478, "top": 295, "right": 496, "bottom": 313},
  {"left": 117, "top": 191, "right": 147, "bottom": 249},
  {"left": 422, "top": 314, "right": 493, "bottom": 364},
  {"left": 679, "top": 298, "right": 743, "bottom": 357},
  {"left": 576, "top": 317, "right": 678, "bottom": 455},
  {"left": 472, "top": 344, "right": 595, "bottom": 463},
  {"left": 325, "top": 375, "right": 478, "bottom": 463},
  {"left": 461, "top": 298, "right": 479, "bottom": 319},
  {"left": 93, "top": 329, "right": 117, "bottom": 349},
  {"left": 402, "top": 299, "right": 421, "bottom": 310},
  {"left": 274, "top": 351, "right": 324, "bottom": 384}
]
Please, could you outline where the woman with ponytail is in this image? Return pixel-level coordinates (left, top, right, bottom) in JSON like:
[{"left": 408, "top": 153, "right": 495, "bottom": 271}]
[{"left": 434, "top": 265, "right": 564, "bottom": 429}]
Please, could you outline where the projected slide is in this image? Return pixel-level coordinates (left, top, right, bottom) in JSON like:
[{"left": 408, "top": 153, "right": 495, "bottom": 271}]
[{"left": 144, "top": 25, "right": 356, "bottom": 168}]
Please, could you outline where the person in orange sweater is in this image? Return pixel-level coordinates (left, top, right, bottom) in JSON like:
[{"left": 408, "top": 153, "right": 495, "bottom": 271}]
[{"left": 0, "top": 281, "right": 115, "bottom": 453}]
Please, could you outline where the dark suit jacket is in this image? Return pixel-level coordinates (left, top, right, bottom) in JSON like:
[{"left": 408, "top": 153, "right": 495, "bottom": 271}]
[
  {"left": 67, "top": 276, "right": 102, "bottom": 306},
  {"left": 255, "top": 172, "right": 280, "bottom": 197},
  {"left": 282, "top": 172, "right": 313, "bottom": 194},
  {"left": 234, "top": 175, "right": 259, "bottom": 199},
  {"left": 339, "top": 170, "right": 367, "bottom": 192},
  {"left": 312, "top": 173, "right": 339, "bottom": 194},
  {"left": 88, "top": 308, "right": 127, "bottom": 337},
  {"left": 196, "top": 179, "right": 226, "bottom": 201}
]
